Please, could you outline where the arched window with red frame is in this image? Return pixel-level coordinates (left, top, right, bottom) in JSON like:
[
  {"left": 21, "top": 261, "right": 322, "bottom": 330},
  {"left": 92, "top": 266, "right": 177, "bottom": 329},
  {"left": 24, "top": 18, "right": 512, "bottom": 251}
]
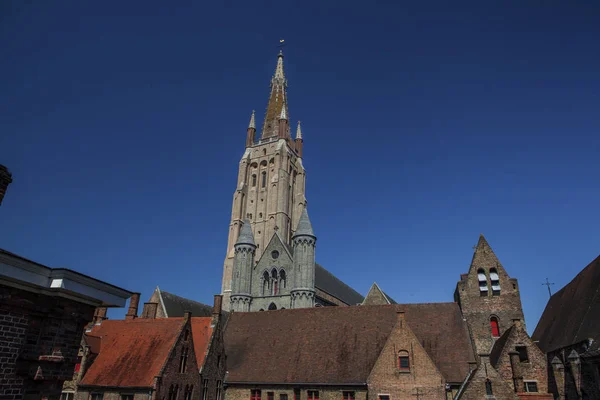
[{"left": 490, "top": 317, "right": 500, "bottom": 337}]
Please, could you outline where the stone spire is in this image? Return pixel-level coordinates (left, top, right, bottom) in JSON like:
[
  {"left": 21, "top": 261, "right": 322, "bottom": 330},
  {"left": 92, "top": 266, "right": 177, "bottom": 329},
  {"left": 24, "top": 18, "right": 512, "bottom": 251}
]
[
  {"left": 295, "top": 121, "right": 303, "bottom": 139},
  {"left": 246, "top": 110, "right": 256, "bottom": 148},
  {"left": 279, "top": 103, "right": 287, "bottom": 121},
  {"left": 236, "top": 219, "right": 255, "bottom": 246},
  {"left": 0, "top": 165, "right": 13, "bottom": 206},
  {"left": 248, "top": 110, "right": 256, "bottom": 129},
  {"left": 294, "top": 208, "right": 315, "bottom": 237},
  {"left": 261, "top": 51, "right": 289, "bottom": 140}
]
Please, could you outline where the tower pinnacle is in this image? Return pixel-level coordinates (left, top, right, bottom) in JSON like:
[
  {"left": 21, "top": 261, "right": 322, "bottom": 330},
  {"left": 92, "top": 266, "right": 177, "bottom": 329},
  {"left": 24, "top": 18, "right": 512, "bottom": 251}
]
[
  {"left": 248, "top": 110, "right": 256, "bottom": 129},
  {"left": 261, "top": 51, "right": 289, "bottom": 140},
  {"left": 296, "top": 121, "right": 303, "bottom": 139}
]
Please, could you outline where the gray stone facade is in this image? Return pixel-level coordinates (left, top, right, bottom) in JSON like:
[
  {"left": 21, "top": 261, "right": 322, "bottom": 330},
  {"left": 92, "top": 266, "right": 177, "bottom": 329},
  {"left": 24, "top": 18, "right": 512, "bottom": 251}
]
[{"left": 231, "top": 209, "right": 316, "bottom": 311}]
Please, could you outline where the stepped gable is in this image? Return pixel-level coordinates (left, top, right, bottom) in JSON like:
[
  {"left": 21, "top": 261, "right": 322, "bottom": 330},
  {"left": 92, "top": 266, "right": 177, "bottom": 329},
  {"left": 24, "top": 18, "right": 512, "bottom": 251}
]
[
  {"left": 315, "top": 263, "right": 364, "bottom": 305},
  {"left": 224, "top": 303, "right": 475, "bottom": 384},
  {"left": 532, "top": 254, "right": 600, "bottom": 352}
]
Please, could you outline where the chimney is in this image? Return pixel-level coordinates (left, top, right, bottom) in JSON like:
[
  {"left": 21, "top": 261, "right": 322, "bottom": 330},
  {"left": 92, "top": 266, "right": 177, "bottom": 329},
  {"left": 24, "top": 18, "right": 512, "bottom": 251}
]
[
  {"left": 93, "top": 307, "right": 108, "bottom": 325},
  {"left": 141, "top": 302, "right": 158, "bottom": 319},
  {"left": 213, "top": 294, "right": 223, "bottom": 318},
  {"left": 396, "top": 311, "right": 405, "bottom": 328},
  {"left": 125, "top": 293, "right": 141, "bottom": 320},
  {"left": 184, "top": 310, "right": 192, "bottom": 322},
  {"left": 0, "top": 165, "right": 13, "bottom": 206}
]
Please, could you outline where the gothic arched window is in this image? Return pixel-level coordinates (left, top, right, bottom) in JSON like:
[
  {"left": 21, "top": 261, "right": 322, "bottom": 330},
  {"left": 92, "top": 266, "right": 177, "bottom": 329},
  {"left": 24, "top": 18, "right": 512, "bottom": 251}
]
[
  {"left": 262, "top": 271, "right": 270, "bottom": 295},
  {"left": 490, "top": 316, "right": 500, "bottom": 337},
  {"left": 279, "top": 270, "right": 286, "bottom": 289},
  {"left": 261, "top": 171, "right": 267, "bottom": 188},
  {"left": 490, "top": 268, "right": 501, "bottom": 295},
  {"left": 268, "top": 302, "right": 277, "bottom": 310},
  {"left": 485, "top": 380, "right": 493, "bottom": 396},
  {"left": 272, "top": 269, "right": 278, "bottom": 295},
  {"left": 252, "top": 174, "right": 257, "bottom": 187},
  {"left": 478, "top": 269, "right": 488, "bottom": 296}
]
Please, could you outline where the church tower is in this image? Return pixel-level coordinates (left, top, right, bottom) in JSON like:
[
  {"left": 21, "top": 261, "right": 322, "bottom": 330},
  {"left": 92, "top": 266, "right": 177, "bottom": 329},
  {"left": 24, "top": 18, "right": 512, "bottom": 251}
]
[{"left": 222, "top": 51, "right": 307, "bottom": 310}]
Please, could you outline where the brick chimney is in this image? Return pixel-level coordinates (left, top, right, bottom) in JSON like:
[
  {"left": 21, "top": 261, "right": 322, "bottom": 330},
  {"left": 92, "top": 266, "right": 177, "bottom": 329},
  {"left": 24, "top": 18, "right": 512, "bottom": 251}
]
[
  {"left": 0, "top": 165, "right": 13, "bottom": 206},
  {"left": 184, "top": 310, "right": 192, "bottom": 322},
  {"left": 93, "top": 307, "right": 108, "bottom": 325},
  {"left": 141, "top": 302, "right": 158, "bottom": 319},
  {"left": 213, "top": 294, "right": 223, "bottom": 318},
  {"left": 396, "top": 311, "right": 405, "bottom": 328},
  {"left": 125, "top": 292, "right": 141, "bottom": 320}
]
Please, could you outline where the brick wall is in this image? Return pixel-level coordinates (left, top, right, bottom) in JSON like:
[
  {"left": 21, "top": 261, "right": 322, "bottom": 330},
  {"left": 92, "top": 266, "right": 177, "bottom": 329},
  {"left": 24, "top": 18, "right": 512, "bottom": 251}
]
[
  {"left": 225, "top": 386, "right": 367, "bottom": 400},
  {"left": 200, "top": 315, "right": 227, "bottom": 400},
  {"left": 455, "top": 239, "right": 525, "bottom": 356},
  {"left": 0, "top": 310, "right": 28, "bottom": 400},
  {"left": 492, "top": 323, "right": 549, "bottom": 394},
  {"left": 0, "top": 284, "right": 95, "bottom": 400},
  {"left": 460, "top": 356, "right": 519, "bottom": 400},
  {"left": 367, "top": 313, "right": 447, "bottom": 400}
]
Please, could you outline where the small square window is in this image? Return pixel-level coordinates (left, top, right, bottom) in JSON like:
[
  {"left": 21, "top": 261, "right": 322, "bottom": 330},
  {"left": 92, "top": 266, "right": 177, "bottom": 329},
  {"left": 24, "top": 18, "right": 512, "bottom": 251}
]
[
  {"left": 251, "top": 390, "right": 262, "bottom": 400},
  {"left": 60, "top": 393, "right": 74, "bottom": 400},
  {"left": 307, "top": 391, "right": 319, "bottom": 400},
  {"left": 516, "top": 346, "right": 529, "bottom": 363},
  {"left": 524, "top": 381, "right": 538, "bottom": 393},
  {"left": 267, "top": 393, "right": 274, "bottom": 400},
  {"left": 378, "top": 395, "right": 390, "bottom": 400},
  {"left": 91, "top": 394, "right": 104, "bottom": 400},
  {"left": 342, "top": 392, "right": 354, "bottom": 400},
  {"left": 280, "top": 395, "right": 288, "bottom": 400},
  {"left": 121, "top": 395, "right": 134, "bottom": 400}
]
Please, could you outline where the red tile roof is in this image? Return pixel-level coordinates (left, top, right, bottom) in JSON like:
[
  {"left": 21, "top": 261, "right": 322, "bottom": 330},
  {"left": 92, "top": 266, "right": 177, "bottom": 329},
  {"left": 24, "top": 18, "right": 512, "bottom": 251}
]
[
  {"left": 80, "top": 318, "right": 185, "bottom": 388},
  {"left": 224, "top": 303, "right": 475, "bottom": 384},
  {"left": 191, "top": 318, "right": 214, "bottom": 370}
]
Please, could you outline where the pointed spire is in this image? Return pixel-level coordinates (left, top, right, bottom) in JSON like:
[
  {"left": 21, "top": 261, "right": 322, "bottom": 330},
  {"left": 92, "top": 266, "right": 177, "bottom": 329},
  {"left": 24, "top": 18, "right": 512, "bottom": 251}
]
[
  {"left": 274, "top": 50, "right": 285, "bottom": 80},
  {"left": 261, "top": 51, "right": 290, "bottom": 140},
  {"left": 248, "top": 110, "right": 256, "bottom": 129},
  {"left": 294, "top": 208, "right": 315, "bottom": 237},
  {"left": 236, "top": 219, "right": 255, "bottom": 246},
  {"left": 295, "top": 121, "right": 303, "bottom": 139}
]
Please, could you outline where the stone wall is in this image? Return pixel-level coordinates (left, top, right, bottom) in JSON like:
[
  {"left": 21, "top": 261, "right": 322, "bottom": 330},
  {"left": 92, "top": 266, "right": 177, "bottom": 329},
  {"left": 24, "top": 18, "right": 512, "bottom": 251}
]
[{"left": 225, "top": 387, "right": 366, "bottom": 400}]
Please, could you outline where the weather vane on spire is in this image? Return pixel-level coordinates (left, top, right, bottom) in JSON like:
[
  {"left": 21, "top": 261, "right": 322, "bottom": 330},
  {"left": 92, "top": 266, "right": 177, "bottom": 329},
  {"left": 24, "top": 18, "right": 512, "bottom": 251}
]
[{"left": 278, "top": 39, "right": 286, "bottom": 52}]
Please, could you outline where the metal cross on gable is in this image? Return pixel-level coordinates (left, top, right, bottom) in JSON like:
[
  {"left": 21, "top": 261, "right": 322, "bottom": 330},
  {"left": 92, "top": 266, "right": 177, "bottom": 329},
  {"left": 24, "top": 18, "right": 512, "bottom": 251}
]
[{"left": 542, "top": 277, "right": 555, "bottom": 298}]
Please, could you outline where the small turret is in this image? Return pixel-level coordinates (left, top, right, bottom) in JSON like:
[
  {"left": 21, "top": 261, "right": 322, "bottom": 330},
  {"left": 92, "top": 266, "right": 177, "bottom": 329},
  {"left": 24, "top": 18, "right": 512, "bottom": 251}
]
[
  {"left": 295, "top": 121, "right": 304, "bottom": 157},
  {"left": 278, "top": 102, "right": 288, "bottom": 139},
  {"left": 231, "top": 220, "right": 256, "bottom": 312},
  {"left": 246, "top": 110, "right": 256, "bottom": 148},
  {"left": 291, "top": 208, "right": 316, "bottom": 309}
]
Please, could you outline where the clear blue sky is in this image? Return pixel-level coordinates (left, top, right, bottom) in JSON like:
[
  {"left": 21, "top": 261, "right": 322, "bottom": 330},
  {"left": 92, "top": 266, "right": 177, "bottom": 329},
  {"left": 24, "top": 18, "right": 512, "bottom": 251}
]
[{"left": 1, "top": 1, "right": 599, "bottom": 331}]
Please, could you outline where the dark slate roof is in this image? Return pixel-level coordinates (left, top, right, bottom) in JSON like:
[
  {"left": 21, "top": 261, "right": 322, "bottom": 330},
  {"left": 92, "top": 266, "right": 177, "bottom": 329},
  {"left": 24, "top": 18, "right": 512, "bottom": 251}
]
[
  {"left": 315, "top": 263, "right": 364, "bottom": 305},
  {"left": 236, "top": 219, "right": 255, "bottom": 246},
  {"left": 224, "top": 303, "right": 476, "bottom": 384},
  {"left": 160, "top": 290, "right": 214, "bottom": 318},
  {"left": 294, "top": 208, "right": 315, "bottom": 237},
  {"left": 532, "top": 255, "right": 600, "bottom": 353}
]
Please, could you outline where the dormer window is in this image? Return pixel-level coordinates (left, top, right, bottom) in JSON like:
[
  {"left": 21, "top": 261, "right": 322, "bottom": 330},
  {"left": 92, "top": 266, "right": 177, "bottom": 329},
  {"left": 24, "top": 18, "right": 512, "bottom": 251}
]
[
  {"left": 490, "top": 268, "right": 500, "bottom": 295},
  {"left": 478, "top": 269, "right": 488, "bottom": 296}
]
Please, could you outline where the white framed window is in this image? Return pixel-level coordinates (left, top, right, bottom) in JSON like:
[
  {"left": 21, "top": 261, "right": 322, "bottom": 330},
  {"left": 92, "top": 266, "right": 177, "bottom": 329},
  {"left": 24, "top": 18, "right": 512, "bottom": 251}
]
[{"left": 60, "top": 392, "right": 74, "bottom": 400}]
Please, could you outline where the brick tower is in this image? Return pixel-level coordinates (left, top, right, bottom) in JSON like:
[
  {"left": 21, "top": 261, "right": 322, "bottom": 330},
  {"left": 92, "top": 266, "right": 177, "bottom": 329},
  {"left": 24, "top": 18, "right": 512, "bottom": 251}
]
[
  {"left": 455, "top": 234, "right": 526, "bottom": 355},
  {"left": 222, "top": 51, "right": 307, "bottom": 310},
  {"left": 0, "top": 164, "right": 13, "bottom": 206}
]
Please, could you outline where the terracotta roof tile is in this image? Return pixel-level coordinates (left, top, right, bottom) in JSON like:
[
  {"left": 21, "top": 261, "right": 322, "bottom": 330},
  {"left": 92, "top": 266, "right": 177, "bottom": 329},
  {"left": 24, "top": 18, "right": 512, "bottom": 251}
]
[
  {"left": 191, "top": 318, "right": 214, "bottom": 369},
  {"left": 224, "top": 303, "right": 475, "bottom": 384},
  {"left": 80, "top": 318, "right": 184, "bottom": 387}
]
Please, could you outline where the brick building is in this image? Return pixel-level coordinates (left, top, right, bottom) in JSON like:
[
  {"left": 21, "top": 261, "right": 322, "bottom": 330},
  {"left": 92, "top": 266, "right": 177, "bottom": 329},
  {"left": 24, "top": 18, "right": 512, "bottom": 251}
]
[
  {"left": 533, "top": 254, "right": 600, "bottom": 399},
  {"left": 0, "top": 248, "right": 132, "bottom": 400},
  {"left": 70, "top": 295, "right": 226, "bottom": 400}
]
